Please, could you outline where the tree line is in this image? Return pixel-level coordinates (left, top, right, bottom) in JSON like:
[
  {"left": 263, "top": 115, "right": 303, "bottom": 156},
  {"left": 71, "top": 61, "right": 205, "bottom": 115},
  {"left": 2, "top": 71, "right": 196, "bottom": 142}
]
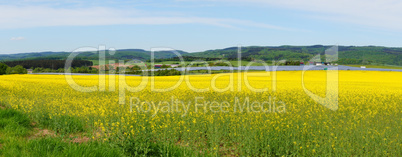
[
  {"left": 1, "top": 60, "right": 93, "bottom": 69},
  {"left": 148, "top": 56, "right": 223, "bottom": 62},
  {"left": 0, "top": 63, "right": 27, "bottom": 75},
  {"left": 32, "top": 66, "right": 99, "bottom": 74}
]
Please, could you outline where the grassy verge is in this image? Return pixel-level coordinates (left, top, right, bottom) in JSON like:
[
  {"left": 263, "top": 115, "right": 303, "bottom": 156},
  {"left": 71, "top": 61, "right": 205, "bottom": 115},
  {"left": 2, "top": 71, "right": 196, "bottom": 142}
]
[
  {"left": 0, "top": 105, "right": 124, "bottom": 156},
  {"left": 0, "top": 105, "right": 197, "bottom": 156}
]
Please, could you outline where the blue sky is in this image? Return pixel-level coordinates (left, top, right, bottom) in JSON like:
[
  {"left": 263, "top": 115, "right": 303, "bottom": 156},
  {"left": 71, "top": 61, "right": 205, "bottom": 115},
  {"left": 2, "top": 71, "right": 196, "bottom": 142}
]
[{"left": 1, "top": 0, "right": 402, "bottom": 54}]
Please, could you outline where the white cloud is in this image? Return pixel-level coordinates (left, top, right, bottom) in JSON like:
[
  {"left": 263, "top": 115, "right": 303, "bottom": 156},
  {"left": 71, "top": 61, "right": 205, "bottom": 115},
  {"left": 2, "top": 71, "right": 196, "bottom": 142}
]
[
  {"left": 0, "top": 5, "right": 292, "bottom": 31},
  {"left": 10, "top": 37, "right": 25, "bottom": 40},
  {"left": 185, "top": 0, "right": 402, "bottom": 31}
]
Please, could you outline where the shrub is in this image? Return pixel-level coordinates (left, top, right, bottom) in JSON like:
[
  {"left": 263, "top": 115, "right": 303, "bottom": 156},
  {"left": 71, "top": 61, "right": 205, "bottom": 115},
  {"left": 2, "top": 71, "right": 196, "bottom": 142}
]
[
  {"left": 0, "top": 63, "right": 8, "bottom": 75},
  {"left": 6, "top": 65, "right": 27, "bottom": 74}
]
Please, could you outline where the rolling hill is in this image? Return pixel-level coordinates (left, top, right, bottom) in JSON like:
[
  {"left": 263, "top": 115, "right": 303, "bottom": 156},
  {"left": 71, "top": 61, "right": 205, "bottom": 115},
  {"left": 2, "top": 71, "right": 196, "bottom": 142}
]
[
  {"left": 0, "top": 49, "right": 188, "bottom": 61},
  {"left": 1, "top": 45, "right": 401, "bottom": 66},
  {"left": 184, "top": 45, "right": 402, "bottom": 65}
]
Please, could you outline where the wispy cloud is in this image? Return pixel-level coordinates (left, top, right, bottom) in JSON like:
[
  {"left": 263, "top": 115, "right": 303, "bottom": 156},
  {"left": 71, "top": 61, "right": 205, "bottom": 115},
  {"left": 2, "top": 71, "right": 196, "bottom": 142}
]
[
  {"left": 10, "top": 37, "right": 25, "bottom": 40},
  {"left": 179, "top": 0, "right": 402, "bottom": 31},
  {"left": 253, "top": 0, "right": 402, "bottom": 31},
  {"left": 0, "top": 5, "right": 293, "bottom": 31}
]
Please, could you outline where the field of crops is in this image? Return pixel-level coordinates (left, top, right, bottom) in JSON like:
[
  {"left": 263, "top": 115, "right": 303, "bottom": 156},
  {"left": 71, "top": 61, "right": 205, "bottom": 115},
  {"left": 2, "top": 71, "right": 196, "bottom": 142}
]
[{"left": 0, "top": 71, "right": 401, "bottom": 156}]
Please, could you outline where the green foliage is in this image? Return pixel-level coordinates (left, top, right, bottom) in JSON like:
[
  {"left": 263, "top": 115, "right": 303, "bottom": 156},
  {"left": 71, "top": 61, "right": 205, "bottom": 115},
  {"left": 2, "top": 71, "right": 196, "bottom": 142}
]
[
  {"left": 2, "top": 46, "right": 401, "bottom": 66},
  {"left": 149, "top": 69, "right": 182, "bottom": 76},
  {"left": 284, "top": 60, "right": 302, "bottom": 65},
  {"left": 121, "top": 137, "right": 195, "bottom": 156},
  {"left": 0, "top": 108, "right": 31, "bottom": 137},
  {"left": 32, "top": 66, "right": 98, "bottom": 74},
  {"left": 70, "top": 66, "right": 98, "bottom": 73},
  {"left": 1, "top": 137, "right": 125, "bottom": 157},
  {"left": 22, "top": 138, "right": 125, "bottom": 157},
  {"left": 33, "top": 67, "right": 65, "bottom": 73},
  {"left": 0, "top": 63, "right": 8, "bottom": 75},
  {"left": 160, "top": 64, "right": 170, "bottom": 68},
  {"left": 130, "top": 65, "right": 142, "bottom": 70},
  {"left": 36, "top": 114, "right": 85, "bottom": 134},
  {"left": 150, "top": 56, "right": 221, "bottom": 62},
  {"left": 126, "top": 68, "right": 184, "bottom": 76},
  {"left": 185, "top": 45, "right": 402, "bottom": 66},
  {"left": 189, "top": 69, "right": 232, "bottom": 74},
  {"left": 0, "top": 106, "right": 192, "bottom": 157},
  {"left": 3, "top": 59, "right": 92, "bottom": 69},
  {"left": 0, "top": 107, "right": 124, "bottom": 157},
  {"left": 0, "top": 51, "right": 70, "bottom": 61},
  {"left": 209, "top": 61, "right": 231, "bottom": 66},
  {"left": 0, "top": 49, "right": 188, "bottom": 62},
  {"left": 5, "top": 65, "right": 27, "bottom": 74}
]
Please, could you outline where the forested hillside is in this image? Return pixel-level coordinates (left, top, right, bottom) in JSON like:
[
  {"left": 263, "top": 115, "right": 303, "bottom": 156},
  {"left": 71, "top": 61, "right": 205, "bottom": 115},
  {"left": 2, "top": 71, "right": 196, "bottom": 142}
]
[
  {"left": 2, "top": 60, "right": 93, "bottom": 69},
  {"left": 1, "top": 46, "right": 401, "bottom": 66},
  {"left": 0, "top": 49, "right": 188, "bottom": 61},
  {"left": 185, "top": 45, "right": 402, "bottom": 65}
]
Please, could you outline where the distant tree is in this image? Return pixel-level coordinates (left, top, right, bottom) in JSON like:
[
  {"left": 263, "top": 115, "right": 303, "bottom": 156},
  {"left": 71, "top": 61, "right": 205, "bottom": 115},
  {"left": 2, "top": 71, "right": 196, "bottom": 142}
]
[
  {"left": 161, "top": 64, "right": 170, "bottom": 68},
  {"left": 108, "top": 65, "right": 114, "bottom": 71},
  {"left": 131, "top": 65, "right": 141, "bottom": 70},
  {"left": 33, "top": 67, "right": 44, "bottom": 73},
  {"left": 90, "top": 68, "right": 98, "bottom": 73},
  {"left": 15, "top": 65, "right": 28, "bottom": 74},
  {"left": 57, "top": 68, "right": 64, "bottom": 73},
  {"left": 0, "top": 63, "right": 8, "bottom": 75},
  {"left": 284, "top": 60, "right": 302, "bottom": 66},
  {"left": 6, "top": 65, "right": 27, "bottom": 74},
  {"left": 3, "top": 60, "right": 92, "bottom": 69}
]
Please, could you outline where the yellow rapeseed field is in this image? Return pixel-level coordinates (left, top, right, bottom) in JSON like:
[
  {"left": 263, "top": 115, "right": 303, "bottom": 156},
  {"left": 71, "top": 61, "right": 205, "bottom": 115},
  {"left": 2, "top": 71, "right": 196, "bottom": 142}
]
[{"left": 0, "top": 71, "right": 401, "bottom": 156}]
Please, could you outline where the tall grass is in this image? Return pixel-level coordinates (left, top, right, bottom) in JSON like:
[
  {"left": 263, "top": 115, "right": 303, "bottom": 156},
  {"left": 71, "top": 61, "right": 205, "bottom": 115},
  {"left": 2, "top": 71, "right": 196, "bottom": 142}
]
[{"left": 0, "top": 107, "right": 125, "bottom": 157}]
